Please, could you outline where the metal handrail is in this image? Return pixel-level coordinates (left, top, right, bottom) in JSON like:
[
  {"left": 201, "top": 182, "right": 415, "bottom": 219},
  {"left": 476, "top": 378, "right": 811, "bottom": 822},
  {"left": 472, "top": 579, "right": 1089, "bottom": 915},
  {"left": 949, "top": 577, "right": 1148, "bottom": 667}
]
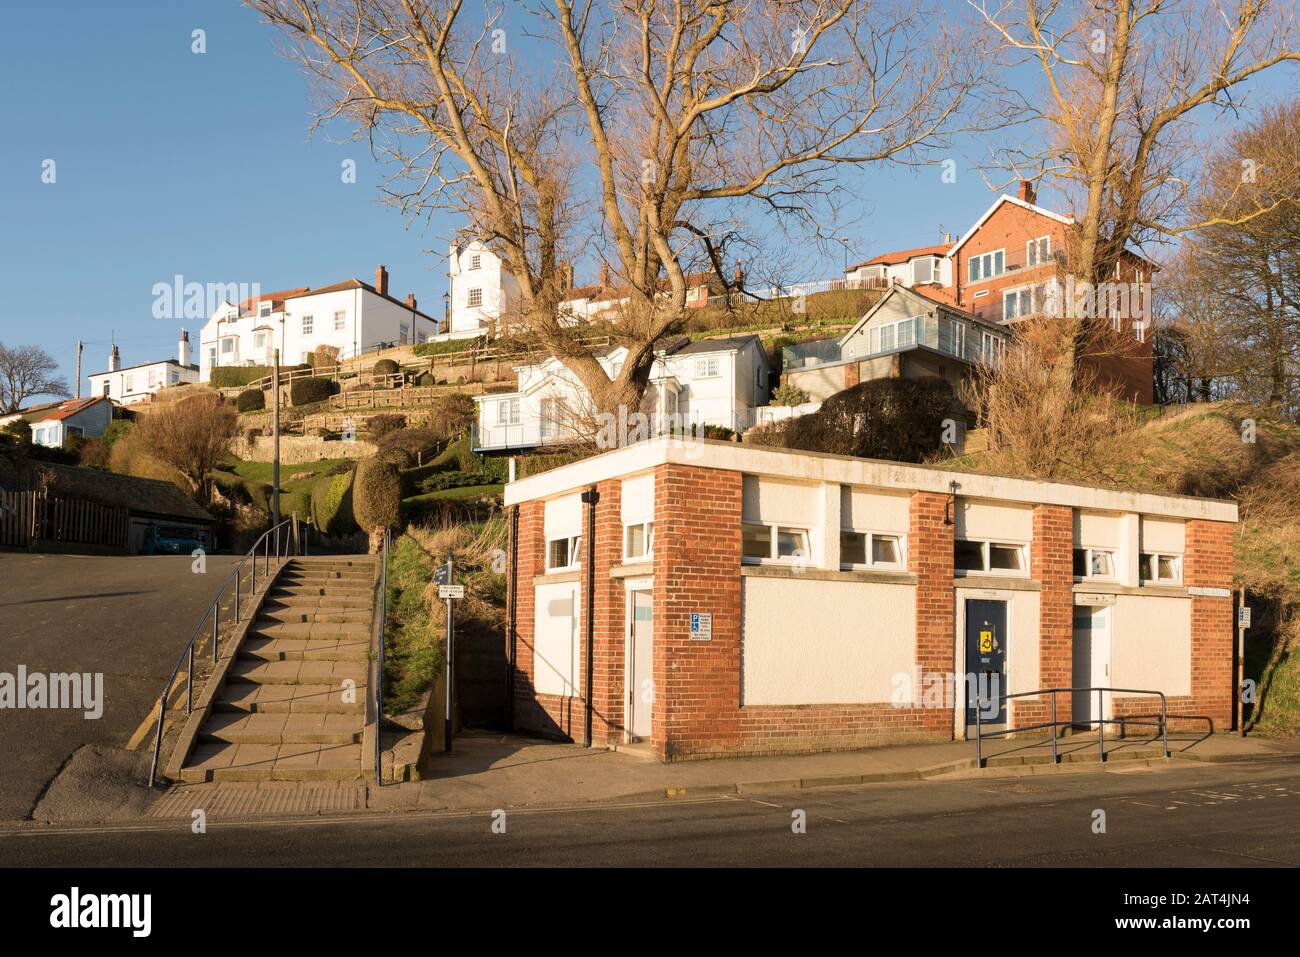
[
  {"left": 973, "top": 685, "right": 1168, "bottom": 768},
  {"left": 373, "top": 528, "right": 391, "bottom": 785},
  {"left": 146, "top": 516, "right": 300, "bottom": 787}
]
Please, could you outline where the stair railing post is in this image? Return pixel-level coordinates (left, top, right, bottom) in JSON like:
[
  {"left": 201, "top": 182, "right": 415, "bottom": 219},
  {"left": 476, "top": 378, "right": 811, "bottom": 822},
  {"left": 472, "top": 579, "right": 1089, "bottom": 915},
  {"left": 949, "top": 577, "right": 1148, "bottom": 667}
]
[
  {"left": 1097, "top": 688, "right": 1105, "bottom": 762},
  {"left": 1051, "top": 691, "right": 1058, "bottom": 764},
  {"left": 186, "top": 644, "right": 194, "bottom": 715},
  {"left": 212, "top": 611, "right": 218, "bottom": 662}
]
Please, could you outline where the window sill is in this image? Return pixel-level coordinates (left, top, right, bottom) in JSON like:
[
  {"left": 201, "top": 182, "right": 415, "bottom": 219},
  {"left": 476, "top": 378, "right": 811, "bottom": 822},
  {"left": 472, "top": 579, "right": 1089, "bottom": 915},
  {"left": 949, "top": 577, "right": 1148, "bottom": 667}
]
[
  {"left": 1073, "top": 582, "right": 1188, "bottom": 598},
  {"left": 610, "top": 562, "right": 653, "bottom": 578},
  {"left": 534, "top": 568, "right": 581, "bottom": 584},
  {"left": 743, "top": 565, "right": 917, "bottom": 585},
  {"left": 954, "top": 574, "right": 1040, "bottom": 591}
]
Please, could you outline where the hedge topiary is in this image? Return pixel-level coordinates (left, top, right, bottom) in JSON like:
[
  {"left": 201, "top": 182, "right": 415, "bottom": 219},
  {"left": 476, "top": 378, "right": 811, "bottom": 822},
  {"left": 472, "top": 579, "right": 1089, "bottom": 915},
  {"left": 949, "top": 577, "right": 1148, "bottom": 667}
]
[
  {"left": 289, "top": 376, "right": 335, "bottom": 407},
  {"left": 311, "top": 469, "right": 358, "bottom": 536},
  {"left": 372, "top": 358, "right": 400, "bottom": 376},
  {"left": 353, "top": 455, "right": 403, "bottom": 531},
  {"left": 365, "top": 413, "right": 406, "bottom": 440},
  {"left": 235, "top": 388, "right": 266, "bottom": 412},
  {"left": 780, "top": 376, "right": 958, "bottom": 463}
]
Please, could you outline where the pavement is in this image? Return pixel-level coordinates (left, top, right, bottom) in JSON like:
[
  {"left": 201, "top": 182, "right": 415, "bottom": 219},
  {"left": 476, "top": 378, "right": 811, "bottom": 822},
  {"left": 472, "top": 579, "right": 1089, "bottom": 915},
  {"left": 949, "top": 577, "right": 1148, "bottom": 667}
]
[
  {"left": 3, "top": 757, "right": 1299, "bottom": 867},
  {"left": 0, "top": 553, "right": 239, "bottom": 821}
]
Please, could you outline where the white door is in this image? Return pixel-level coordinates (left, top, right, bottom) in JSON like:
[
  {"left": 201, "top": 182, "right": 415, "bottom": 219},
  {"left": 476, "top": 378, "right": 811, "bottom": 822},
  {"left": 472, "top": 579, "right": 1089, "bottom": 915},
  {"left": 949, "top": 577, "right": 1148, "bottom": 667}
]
[
  {"left": 627, "top": 590, "right": 654, "bottom": 740},
  {"left": 1072, "top": 607, "right": 1111, "bottom": 729}
]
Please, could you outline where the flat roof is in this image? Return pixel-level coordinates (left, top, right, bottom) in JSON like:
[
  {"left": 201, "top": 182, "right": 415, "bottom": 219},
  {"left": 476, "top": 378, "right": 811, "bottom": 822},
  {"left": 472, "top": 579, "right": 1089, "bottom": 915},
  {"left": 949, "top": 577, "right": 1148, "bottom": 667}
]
[{"left": 503, "top": 435, "right": 1238, "bottom": 523}]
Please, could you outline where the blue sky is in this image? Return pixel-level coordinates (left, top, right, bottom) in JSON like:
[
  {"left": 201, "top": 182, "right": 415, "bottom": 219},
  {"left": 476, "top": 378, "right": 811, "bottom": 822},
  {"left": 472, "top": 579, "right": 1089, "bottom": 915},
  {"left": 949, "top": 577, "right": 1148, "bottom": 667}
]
[{"left": 0, "top": 1, "right": 1294, "bottom": 396}]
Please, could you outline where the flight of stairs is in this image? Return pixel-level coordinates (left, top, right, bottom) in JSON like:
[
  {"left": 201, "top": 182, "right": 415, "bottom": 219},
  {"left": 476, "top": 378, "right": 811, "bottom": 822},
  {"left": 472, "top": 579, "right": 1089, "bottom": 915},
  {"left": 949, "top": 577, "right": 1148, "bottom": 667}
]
[{"left": 178, "top": 556, "right": 377, "bottom": 784}]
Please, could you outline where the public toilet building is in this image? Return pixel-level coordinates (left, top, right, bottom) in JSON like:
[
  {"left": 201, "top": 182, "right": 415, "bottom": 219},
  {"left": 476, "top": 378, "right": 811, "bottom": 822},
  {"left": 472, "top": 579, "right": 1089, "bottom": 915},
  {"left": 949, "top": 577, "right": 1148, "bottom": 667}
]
[{"left": 503, "top": 437, "right": 1237, "bottom": 761}]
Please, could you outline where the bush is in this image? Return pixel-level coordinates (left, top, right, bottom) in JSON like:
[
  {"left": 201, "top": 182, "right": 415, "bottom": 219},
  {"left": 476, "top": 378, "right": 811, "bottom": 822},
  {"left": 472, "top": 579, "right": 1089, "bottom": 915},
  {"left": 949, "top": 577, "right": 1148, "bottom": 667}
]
[
  {"left": 311, "top": 469, "right": 358, "bottom": 536},
  {"left": 235, "top": 388, "right": 265, "bottom": 412},
  {"left": 378, "top": 427, "right": 441, "bottom": 464},
  {"left": 78, "top": 436, "right": 109, "bottom": 468},
  {"left": 289, "top": 376, "right": 335, "bottom": 407},
  {"left": 210, "top": 364, "right": 309, "bottom": 389},
  {"left": 2, "top": 419, "right": 32, "bottom": 446},
  {"left": 428, "top": 392, "right": 477, "bottom": 440},
  {"left": 313, "top": 344, "right": 340, "bottom": 370},
  {"left": 373, "top": 358, "right": 400, "bottom": 376},
  {"left": 353, "top": 455, "right": 403, "bottom": 531},
  {"left": 412, "top": 338, "right": 480, "bottom": 358},
  {"left": 365, "top": 414, "right": 407, "bottom": 440},
  {"left": 773, "top": 382, "right": 810, "bottom": 406},
  {"left": 778, "top": 376, "right": 958, "bottom": 463},
  {"left": 101, "top": 419, "right": 132, "bottom": 451},
  {"left": 418, "top": 469, "right": 494, "bottom": 494}
]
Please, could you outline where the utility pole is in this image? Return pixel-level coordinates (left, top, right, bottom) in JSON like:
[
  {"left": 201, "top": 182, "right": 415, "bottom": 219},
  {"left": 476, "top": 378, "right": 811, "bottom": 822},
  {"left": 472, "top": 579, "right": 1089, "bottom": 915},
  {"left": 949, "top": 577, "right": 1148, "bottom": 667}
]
[
  {"left": 272, "top": 348, "right": 281, "bottom": 524},
  {"left": 74, "top": 340, "right": 82, "bottom": 398},
  {"left": 444, "top": 554, "right": 455, "bottom": 753}
]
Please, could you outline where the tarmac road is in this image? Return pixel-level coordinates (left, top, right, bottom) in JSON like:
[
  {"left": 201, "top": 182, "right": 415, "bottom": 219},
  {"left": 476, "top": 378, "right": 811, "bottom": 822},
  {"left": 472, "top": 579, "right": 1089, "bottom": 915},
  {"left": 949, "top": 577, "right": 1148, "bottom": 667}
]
[
  {"left": 1, "top": 758, "right": 1297, "bottom": 868},
  {"left": 0, "top": 553, "right": 239, "bottom": 821}
]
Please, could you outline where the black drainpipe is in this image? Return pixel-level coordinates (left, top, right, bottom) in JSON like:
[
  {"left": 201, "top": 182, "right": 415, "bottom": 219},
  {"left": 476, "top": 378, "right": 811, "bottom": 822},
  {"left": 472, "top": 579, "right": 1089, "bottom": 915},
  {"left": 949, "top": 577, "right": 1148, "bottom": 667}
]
[
  {"left": 505, "top": 503, "right": 518, "bottom": 731},
  {"left": 580, "top": 485, "right": 599, "bottom": 748}
]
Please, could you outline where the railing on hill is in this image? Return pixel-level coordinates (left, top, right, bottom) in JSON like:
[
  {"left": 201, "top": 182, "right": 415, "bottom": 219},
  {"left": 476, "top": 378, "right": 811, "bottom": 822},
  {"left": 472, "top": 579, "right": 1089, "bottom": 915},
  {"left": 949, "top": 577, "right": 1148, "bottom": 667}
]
[
  {"left": 973, "top": 685, "right": 1168, "bottom": 768},
  {"left": 147, "top": 516, "right": 301, "bottom": 787},
  {"left": 372, "top": 528, "right": 391, "bottom": 785}
]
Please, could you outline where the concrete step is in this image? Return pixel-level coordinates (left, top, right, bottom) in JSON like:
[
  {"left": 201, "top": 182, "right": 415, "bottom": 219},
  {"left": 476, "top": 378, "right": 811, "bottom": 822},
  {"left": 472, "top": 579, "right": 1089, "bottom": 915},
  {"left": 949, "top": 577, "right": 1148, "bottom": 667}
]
[
  {"left": 262, "top": 593, "right": 371, "bottom": 609},
  {"left": 240, "top": 636, "right": 370, "bottom": 662},
  {"left": 258, "top": 605, "right": 372, "bottom": 624},
  {"left": 271, "top": 583, "right": 373, "bottom": 599},
  {"left": 226, "top": 659, "right": 368, "bottom": 686},
  {"left": 249, "top": 620, "right": 371, "bottom": 640},
  {"left": 280, "top": 572, "right": 374, "bottom": 586},
  {"left": 215, "top": 682, "right": 364, "bottom": 714},
  {"left": 178, "top": 741, "right": 364, "bottom": 783},
  {"left": 198, "top": 712, "right": 362, "bottom": 746}
]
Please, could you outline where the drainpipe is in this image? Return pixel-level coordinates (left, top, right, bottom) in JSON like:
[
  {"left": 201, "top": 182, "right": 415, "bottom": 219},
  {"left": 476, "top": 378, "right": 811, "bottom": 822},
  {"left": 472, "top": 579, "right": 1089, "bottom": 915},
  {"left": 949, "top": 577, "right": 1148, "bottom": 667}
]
[{"left": 580, "top": 485, "right": 599, "bottom": 748}]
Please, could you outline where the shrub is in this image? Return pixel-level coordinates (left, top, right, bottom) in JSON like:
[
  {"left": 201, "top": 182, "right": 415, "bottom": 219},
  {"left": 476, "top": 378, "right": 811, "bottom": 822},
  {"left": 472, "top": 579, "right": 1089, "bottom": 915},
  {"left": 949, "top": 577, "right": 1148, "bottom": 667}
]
[
  {"left": 412, "top": 338, "right": 479, "bottom": 358},
  {"left": 1, "top": 419, "right": 32, "bottom": 446},
  {"left": 378, "top": 427, "right": 441, "bottom": 464},
  {"left": 211, "top": 364, "right": 309, "bottom": 389},
  {"left": 418, "top": 469, "right": 494, "bottom": 494},
  {"left": 428, "top": 392, "right": 477, "bottom": 440},
  {"left": 311, "top": 469, "right": 358, "bottom": 536},
  {"left": 78, "top": 436, "right": 109, "bottom": 468},
  {"left": 779, "top": 376, "right": 958, "bottom": 463},
  {"left": 772, "top": 382, "right": 810, "bottom": 406},
  {"left": 135, "top": 393, "right": 239, "bottom": 500},
  {"left": 289, "top": 376, "right": 335, "bottom": 406},
  {"left": 365, "top": 413, "right": 407, "bottom": 440},
  {"left": 313, "top": 344, "right": 340, "bottom": 370},
  {"left": 235, "top": 388, "right": 265, "bottom": 412},
  {"left": 353, "top": 455, "right": 403, "bottom": 531},
  {"left": 101, "top": 419, "right": 132, "bottom": 450},
  {"left": 415, "top": 371, "right": 435, "bottom": 387},
  {"left": 372, "top": 358, "right": 400, "bottom": 376}
]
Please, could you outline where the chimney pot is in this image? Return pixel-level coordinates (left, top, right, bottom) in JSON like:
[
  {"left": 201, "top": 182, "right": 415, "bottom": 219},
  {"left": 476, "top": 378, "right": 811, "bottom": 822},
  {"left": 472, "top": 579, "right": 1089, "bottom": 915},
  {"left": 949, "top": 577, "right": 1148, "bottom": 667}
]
[
  {"left": 405, "top": 293, "right": 416, "bottom": 310},
  {"left": 599, "top": 262, "right": 611, "bottom": 288},
  {"left": 376, "top": 264, "right": 389, "bottom": 297}
]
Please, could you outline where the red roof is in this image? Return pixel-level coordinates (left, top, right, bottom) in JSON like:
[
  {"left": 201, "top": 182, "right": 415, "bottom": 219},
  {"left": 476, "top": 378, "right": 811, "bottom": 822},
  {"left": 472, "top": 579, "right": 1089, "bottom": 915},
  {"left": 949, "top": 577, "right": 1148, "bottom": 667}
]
[
  {"left": 848, "top": 244, "right": 949, "bottom": 271},
  {"left": 37, "top": 397, "right": 110, "bottom": 423},
  {"left": 238, "top": 287, "right": 311, "bottom": 314}
]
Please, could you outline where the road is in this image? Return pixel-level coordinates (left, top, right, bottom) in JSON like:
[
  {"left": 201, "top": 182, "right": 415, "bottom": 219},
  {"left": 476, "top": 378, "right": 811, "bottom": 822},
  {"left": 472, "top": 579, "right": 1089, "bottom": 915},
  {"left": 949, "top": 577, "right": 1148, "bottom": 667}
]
[
  {"left": 1, "top": 759, "right": 1297, "bottom": 867},
  {"left": 0, "top": 553, "right": 239, "bottom": 821}
]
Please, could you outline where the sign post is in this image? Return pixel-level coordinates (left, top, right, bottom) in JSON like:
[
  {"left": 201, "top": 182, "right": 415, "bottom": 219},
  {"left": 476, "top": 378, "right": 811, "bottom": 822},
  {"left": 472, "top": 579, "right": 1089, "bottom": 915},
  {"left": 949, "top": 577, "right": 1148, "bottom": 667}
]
[
  {"left": 436, "top": 557, "right": 458, "bottom": 752},
  {"left": 1237, "top": 589, "right": 1249, "bottom": 736}
]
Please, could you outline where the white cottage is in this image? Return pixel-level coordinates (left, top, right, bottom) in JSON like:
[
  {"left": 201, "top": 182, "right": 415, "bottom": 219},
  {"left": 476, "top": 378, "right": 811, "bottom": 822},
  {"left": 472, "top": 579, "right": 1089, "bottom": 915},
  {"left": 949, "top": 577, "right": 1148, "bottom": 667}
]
[
  {"left": 473, "top": 335, "right": 771, "bottom": 451},
  {"left": 88, "top": 334, "right": 200, "bottom": 405}
]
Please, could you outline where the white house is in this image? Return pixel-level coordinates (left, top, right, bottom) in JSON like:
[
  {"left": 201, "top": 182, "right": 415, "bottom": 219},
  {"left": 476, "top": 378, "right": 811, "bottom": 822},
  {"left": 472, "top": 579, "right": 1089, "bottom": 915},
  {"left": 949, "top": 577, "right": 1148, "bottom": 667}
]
[
  {"left": 0, "top": 397, "right": 114, "bottom": 448},
  {"left": 844, "top": 242, "right": 954, "bottom": 291},
  {"left": 198, "top": 265, "right": 440, "bottom": 382},
  {"left": 473, "top": 335, "right": 771, "bottom": 451},
  {"left": 88, "top": 334, "right": 200, "bottom": 405},
  {"left": 448, "top": 239, "right": 523, "bottom": 338}
]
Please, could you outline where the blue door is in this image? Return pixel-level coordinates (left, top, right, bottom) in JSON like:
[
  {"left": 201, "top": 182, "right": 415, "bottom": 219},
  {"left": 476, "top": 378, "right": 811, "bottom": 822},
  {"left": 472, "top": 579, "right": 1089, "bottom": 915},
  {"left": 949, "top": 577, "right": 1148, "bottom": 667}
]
[{"left": 965, "top": 599, "right": 1007, "bottom": 725}]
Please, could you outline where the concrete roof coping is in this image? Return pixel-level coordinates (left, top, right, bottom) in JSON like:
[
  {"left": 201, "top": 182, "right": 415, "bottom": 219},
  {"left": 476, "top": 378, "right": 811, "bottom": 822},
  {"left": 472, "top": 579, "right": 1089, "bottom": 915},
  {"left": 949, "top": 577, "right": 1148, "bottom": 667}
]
[{"left": 502, "top": 436, "right": 1239, "bottom": 523}]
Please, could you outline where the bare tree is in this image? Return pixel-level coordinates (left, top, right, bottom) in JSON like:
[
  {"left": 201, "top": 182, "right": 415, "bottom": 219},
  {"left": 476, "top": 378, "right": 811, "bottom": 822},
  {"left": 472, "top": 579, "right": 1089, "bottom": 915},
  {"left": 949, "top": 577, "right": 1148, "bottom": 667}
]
[
  {"left": 135, "top": 394, "right": 238, "bottom": 503},
  {"left": 248, "top": 0, "right": 1004, "bottom": 414},
  {"left": 0, "top": 342, "right": 70, "bottom": 413},
  {"left": 971, "top": 0, "right": 1300, "bottom": 394}
]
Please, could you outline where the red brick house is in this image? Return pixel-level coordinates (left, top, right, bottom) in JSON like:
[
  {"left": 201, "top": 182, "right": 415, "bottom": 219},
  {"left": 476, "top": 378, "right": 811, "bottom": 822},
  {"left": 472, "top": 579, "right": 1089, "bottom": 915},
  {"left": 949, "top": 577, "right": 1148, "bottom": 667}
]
[{"left": 505, "top": 437, "right": 1237, "bottom": 761}]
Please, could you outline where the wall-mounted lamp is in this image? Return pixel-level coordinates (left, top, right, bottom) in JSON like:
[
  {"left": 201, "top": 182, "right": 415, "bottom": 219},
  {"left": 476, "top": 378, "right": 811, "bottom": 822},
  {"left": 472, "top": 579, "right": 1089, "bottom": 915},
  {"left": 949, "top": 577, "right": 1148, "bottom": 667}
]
[{"left": 943, "top": 480, "right": 960, "bottom": 526}]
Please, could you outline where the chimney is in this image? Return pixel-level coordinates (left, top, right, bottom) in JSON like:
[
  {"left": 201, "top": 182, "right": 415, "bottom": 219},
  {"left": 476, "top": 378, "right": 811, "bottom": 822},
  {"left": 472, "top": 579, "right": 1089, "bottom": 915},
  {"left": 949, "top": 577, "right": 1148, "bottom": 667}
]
[
  {"left": 1017, "top": 179, "right": 1036, "bottom": 204},
  {"left": 556, "top": 261, "right": 574, "bottom": 291},
  {"left": 405, "top": 293, "right": 417, "bottom": 311},
  {"left": 108, "top": 344, "right": 120, "bottom": 372},
  {"left": 599, "top": 261, "right": 611, "bottom": 288},
  {"left": 375, "top": 264, "right": 389, "bottom": 297},
  {"left": 734, "top": 259, "right": 744, "bottom": 289},
  {"left": 178, "top": 329, "right": 191, "bottom": 367}
]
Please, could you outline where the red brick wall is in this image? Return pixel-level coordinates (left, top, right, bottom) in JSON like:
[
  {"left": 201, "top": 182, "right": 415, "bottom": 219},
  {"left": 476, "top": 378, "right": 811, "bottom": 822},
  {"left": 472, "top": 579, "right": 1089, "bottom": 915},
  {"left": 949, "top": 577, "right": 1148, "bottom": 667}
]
[
  {"left": 589, "top": 479, "right": 625, "bottom": 745},
  {"left": 1018, "top": 505, "right": 1073, "bottom": 728},
  {"left": 910, "top": 491, "right": 955, "bottom": 734},
  {"left": 1184, "top": 519, "right": 1235, "bottom": 731}
]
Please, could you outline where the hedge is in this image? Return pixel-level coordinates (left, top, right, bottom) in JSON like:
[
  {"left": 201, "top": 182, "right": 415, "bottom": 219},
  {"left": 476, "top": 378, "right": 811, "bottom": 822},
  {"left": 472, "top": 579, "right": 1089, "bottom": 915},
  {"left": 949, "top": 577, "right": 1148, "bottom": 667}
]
[
  {"left": 373, "top": 358, "right": 400, "bottom": 376},
  {"left": 311, "top": 469, "right": 357, "bottom": 536},
  {"left": 235, "top": 388, "right": 266, "bottom": 412},
  {"left": 210, "top": 364, "right": 309, "bottom": 389},
  {"left": 353, "top": 455, "right": 403, "bottom": 531},
  {"left": 290, "top": 376, "right": 335, "bottom": 406},
  {"left": 412, "top": 338, "right": 480, "bottom": 357}
]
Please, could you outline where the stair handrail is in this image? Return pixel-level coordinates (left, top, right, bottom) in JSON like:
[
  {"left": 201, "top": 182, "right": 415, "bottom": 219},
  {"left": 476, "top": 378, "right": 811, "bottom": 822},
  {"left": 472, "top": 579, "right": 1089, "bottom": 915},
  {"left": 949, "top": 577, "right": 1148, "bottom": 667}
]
[
  {"left": 147, "top": 516, "right": 299, "bottom": 787},
  {"left": 372, "top": 528, "right": 392, "bottom": 785},
  {"left": 972, "top": 685, "right": 1168, "bottom": 768}
]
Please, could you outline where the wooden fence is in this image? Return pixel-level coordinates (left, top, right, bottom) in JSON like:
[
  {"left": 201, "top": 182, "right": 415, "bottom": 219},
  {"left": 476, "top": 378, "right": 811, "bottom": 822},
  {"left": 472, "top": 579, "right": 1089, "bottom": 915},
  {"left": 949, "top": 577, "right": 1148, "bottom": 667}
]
[{"left": 0, "top": 489, "right": 129, "bottom": 550}]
